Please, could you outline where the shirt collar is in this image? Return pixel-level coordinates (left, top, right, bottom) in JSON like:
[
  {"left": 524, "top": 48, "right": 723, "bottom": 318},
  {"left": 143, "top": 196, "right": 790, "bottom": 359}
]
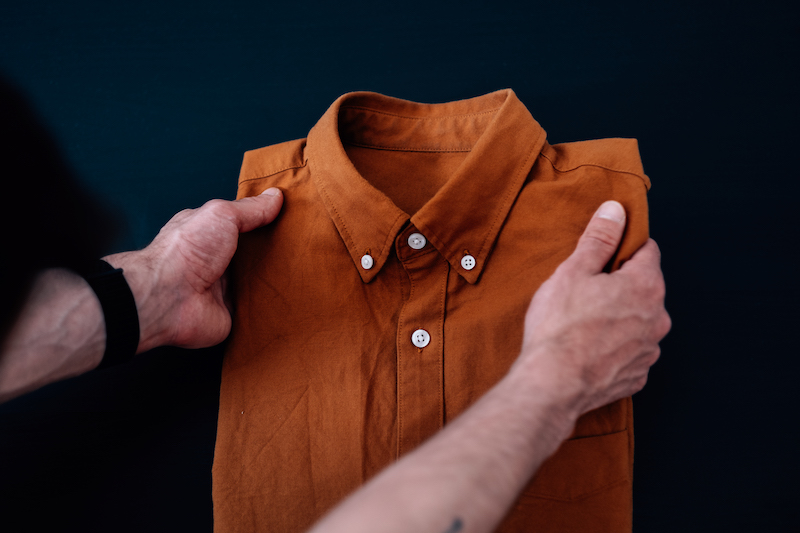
[{"left": 306, "top": 89, "right": 546, "bottom": 284}]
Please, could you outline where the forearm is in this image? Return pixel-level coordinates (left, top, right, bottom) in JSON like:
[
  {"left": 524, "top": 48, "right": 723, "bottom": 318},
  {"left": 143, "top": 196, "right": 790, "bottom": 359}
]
[
  {"left": 310, "top": 362, "right": 577, "bottom": 533},
  {"left": 0, "top": 268, "right": 105, "bottom": 402},
  {"left": 0, "top": 251, "right": 175, "bottom": 403}
]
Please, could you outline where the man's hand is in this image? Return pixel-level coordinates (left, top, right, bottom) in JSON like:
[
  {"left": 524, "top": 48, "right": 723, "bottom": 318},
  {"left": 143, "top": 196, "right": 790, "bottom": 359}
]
[
  {"left": 518, "top": 200, "right": 671, "bottom": 419},
  {"left": 106, "top": 188, "right": 283, "bottom": 353}
]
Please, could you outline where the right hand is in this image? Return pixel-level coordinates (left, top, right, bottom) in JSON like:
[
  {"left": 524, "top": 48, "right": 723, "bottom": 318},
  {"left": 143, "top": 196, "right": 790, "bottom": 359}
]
[{"left": 517, "top": 200, "right": 671, "bottom": 419}]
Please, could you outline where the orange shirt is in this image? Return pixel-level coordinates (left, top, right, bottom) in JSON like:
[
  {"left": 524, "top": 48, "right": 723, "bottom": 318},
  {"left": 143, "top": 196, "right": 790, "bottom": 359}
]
[{"left": 212, "top": 89, "right": 650, "bottom": 532}]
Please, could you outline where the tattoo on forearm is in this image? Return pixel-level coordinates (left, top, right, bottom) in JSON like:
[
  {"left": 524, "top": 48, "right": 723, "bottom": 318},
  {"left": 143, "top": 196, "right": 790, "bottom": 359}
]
[{"left": 442, "top": 518, "right": 463, "bottom": 533}]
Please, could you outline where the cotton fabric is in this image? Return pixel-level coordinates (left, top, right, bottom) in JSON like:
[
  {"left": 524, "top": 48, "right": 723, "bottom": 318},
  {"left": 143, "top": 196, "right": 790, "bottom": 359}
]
[{"left": 212, "top": 89, "right": 650, "bottom": 532}]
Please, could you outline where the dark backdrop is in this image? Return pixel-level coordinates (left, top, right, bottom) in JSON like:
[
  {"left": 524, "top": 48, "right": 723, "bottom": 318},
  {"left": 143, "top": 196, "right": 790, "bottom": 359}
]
[{"left": 1, "top": 1, "right": 798, "bottom": 531}]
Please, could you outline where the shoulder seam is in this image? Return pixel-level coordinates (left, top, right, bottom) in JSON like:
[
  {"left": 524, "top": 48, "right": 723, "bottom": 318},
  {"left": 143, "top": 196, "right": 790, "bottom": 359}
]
[
  {"left": 538, "top": 152, "right": 647, "bottom": 183},
  {"left": 239, "top": 159, "right": 308, "bottom": 186}
]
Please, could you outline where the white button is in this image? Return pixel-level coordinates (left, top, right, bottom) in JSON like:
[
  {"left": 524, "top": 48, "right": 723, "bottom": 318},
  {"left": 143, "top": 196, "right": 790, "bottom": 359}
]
[
  {"left": 461, "top": 255, "right": 476, "bottom": 270},
  {"left": 408, "top": 233, "right": 427, "bottom": 250},
  {"left": 411, "top": 329, "right": 430, "bottom": 348},
  {"left": 361, "top": 254, "right": 374, "bottom": 270}
]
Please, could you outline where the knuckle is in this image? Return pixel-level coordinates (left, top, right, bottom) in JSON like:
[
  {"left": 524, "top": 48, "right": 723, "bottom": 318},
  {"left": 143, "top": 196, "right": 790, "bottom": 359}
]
[
  {"left": 651, "top": 272, "right": 666, "bottom": 299},
  {"left": 657, "top": 312, "right": 672, "bottom": 339},
  {"left": 582, "top": 223, "right": 620, "bottom": 250},
  {"left": 202, "top": 199, "right": 233, "bottom": 218},
  {"left": 631, "top": 271, "right": 666, "bottom": 304},
  {"left": 172, "top": 207, "right": 195, "bottom": 221},
  {"left": 634, "top": 374, "right": 649, "bottom": 393},
  {"left": 648, "top": 239, "right": 662, "bottom": 260},
  {"left": 203, "top": 198, "right": 227, "bottom": 210},
  {"left": 553, "top": 260, "right": 576, "bottom": 280},
  {"left": 648, "top": 346, "right": 661, "bottom": 366}
]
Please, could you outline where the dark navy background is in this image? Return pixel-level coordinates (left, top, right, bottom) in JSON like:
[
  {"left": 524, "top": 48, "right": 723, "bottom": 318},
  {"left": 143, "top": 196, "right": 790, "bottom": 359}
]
[{"left": 1, "top": 1, "right": 798, "bottom": 531}]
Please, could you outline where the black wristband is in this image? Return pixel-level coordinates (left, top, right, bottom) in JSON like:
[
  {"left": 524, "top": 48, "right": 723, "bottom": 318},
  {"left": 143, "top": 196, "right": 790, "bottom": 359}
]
[{"left": 76, "top": 259, "right": 140, "bottom": 369}]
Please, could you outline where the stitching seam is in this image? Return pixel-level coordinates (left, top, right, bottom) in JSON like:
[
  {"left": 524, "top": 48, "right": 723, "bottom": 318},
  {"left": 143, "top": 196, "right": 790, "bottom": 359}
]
[
  {"left": 474, "top": 126, "right": 544, "bottom": 265},
  {"left": 341, "top": 140, "right": 472, "bottom": 153},
  {"left": 396, "top": 261, "right": 417, "bottom": 458},
  {"left": 313, "top": 169, "right": 358, "bottom": 272},
  {"left": 238, "top": 160, "right": 308, "bottom": 186},
  {"left": 341, "top": 105, "right": 501, "bottom": 121},
  {"left": 538, "top": 152, "right": 646, "bottom": 182},
  {"left": 379, "top": 214, "right": 409, "bottom": 268},
  {"left": 437, "top": 261, "right": 446, "bottom": 428},
  {"left": 524, "top": 476, "right": 630, "bottom": 503}
]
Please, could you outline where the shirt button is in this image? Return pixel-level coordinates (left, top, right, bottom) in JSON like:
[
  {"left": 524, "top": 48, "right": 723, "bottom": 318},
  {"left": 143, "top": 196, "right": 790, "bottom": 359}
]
[
  {"left": 407, "top": 232, "right": 427, "bottom": 250},
  {"left": 461, "top": 254, "right": 476, "bottom": 270},
  {"left": 361, "top": 254, "right": 374, "bottom": 270},
  {"left": 411, "top": 329, "right": 430, "bottom": 348}
]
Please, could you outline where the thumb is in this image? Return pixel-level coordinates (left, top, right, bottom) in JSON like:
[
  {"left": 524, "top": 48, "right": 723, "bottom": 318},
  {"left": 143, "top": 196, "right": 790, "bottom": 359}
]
[
  {"left": 564, "top": 201, "right": 627, "bottom": 275},
  {"left": 230, "top": 187, "right": 284, "bottom": 233}
]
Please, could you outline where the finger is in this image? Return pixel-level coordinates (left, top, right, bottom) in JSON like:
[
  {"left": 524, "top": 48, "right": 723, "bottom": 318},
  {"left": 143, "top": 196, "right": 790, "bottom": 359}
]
[
  {"left": 620, "top": 238, "right": 661, "bottom": 272},
  {"left": 564, "top": 201, "right": 627, "bottom": 275},
  {"left": 219, "top": 272, "right": 234, "bottom": 316},
  {"left": 618, "top": 240, "right": 665, "bottom": 298},
  {"left": 654, "top": 310, "right": 672, "bottom": 342},
  {"left": 229, "top": 187, "right": 284, "bottom": 233}
]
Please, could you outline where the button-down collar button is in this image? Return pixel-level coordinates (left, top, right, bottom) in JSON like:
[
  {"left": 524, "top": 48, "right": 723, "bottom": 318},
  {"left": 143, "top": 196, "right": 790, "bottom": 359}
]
[
  {"left": 461, "top": 254, "right": 476, "bottom": 270},
  {"left": 408, "top": 233, "right": 427, "bottom": 250},
  {"left": 361, "top": 254, "right": 374, "bottom": 270},
  {"left": 411, "top": 329, "right": 430, "bottom": 348}
]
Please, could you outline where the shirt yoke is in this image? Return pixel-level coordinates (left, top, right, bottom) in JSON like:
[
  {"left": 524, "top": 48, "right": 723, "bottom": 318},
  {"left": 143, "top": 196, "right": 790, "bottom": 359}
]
[{"left": 238, "top": 138, "right": 308, "bottom": 188}]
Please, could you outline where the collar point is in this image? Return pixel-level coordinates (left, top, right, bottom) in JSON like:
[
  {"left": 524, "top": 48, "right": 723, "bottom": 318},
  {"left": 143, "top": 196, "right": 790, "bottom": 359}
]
[
  {"left": 458, "top": 267, "right": 482, "bottom": 285},
  {"left": 357, "top": 268, "right": 380, "bottom": 284}
]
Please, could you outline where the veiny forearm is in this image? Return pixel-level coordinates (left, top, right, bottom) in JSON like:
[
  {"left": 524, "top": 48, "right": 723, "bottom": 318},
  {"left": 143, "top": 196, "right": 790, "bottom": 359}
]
[
  {"left": 0, "top": 252, "right": 181, "bottom": 403},
  {"left": 0, "top": 268, "right": 105, "bottom": 402},
  {"left": 309, "top": 364, "right": 577, "bottom": 533}
]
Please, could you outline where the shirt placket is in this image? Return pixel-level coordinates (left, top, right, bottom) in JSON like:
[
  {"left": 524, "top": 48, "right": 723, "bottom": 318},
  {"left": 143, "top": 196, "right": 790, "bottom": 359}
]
[{"left": 395, "top": 225, "right": 449, "bottom": 457}]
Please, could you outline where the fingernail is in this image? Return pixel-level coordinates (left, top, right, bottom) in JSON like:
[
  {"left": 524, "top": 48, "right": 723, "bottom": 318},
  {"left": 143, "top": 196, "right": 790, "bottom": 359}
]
[
  {"left": 596, "top": 201, "right": 625, "bottom": 223},
  {"left": 261, "top": 187, "right": 280, "bottom": 197}
]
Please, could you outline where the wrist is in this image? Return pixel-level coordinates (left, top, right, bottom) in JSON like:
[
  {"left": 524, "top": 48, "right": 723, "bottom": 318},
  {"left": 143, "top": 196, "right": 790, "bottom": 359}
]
[
  {"left": 506, "top": 344, "right": 583, "bottom": 440},
  {"left": 103, "top": 250, "right": 174, "bottom": 353}
]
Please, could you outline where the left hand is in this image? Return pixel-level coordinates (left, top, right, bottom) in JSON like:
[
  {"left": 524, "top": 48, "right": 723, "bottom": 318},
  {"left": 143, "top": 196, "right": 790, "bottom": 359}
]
[{"left": 106, "top": 188, "right": 284, "bottom": 353}]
